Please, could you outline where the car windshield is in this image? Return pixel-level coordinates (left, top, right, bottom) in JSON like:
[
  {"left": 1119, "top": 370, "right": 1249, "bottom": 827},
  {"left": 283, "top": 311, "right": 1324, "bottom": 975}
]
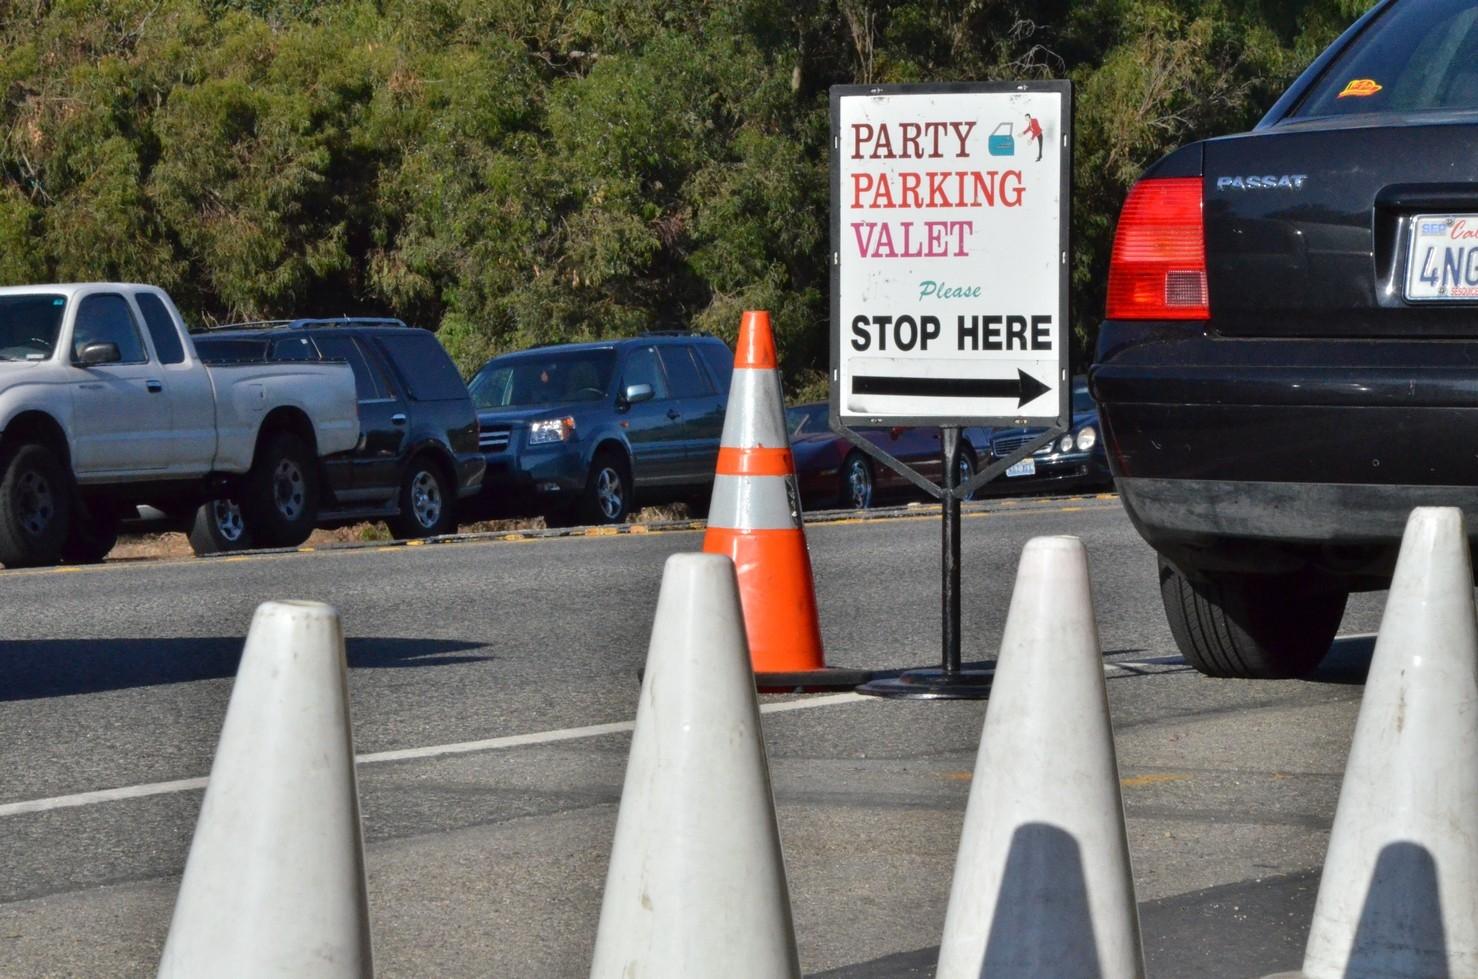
[
  {"left": 469, "top": 349, "right": 618, "bottom": 409},
  {"left": 1294, "top": 0, "right": 1478, "bottom": 119},
  {"left": 0, "top": 294, "right": 66, "bottom": 361}
]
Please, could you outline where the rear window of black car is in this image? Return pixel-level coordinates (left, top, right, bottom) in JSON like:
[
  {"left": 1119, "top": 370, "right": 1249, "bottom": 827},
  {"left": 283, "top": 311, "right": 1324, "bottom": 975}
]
[
  {"left": 1295, "top": 1, "right": 1478, "bottom": 119},
  {"left": 192, "top": 337, "right": 269, "bottom": 362},
  {"left": 372, "top": 331, "right": 466, "bottom": 402}
]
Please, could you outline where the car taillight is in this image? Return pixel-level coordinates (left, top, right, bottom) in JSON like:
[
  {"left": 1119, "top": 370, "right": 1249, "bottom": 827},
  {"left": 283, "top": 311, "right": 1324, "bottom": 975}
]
[{"left": 1105, "top": 177, "right": 1208, "bottom": 320}]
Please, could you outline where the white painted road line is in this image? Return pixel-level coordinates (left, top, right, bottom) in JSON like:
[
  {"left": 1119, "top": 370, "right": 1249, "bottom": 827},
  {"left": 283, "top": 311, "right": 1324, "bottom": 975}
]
[
  {"left": 0, "top": 692, "right": 871, "bottom": 818},
  {"left": 9, "top": 646, "right": 1349, "bottom": 821}
]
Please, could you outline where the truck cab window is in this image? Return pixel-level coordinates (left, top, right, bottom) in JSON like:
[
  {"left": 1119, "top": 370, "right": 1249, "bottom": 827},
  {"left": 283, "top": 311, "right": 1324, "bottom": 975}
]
[
  {"left": 134, "top": 293, "right": 187, "bottom": 365},
  {"left": 73, "top": 294, "right": 148, "bottom": 364}
]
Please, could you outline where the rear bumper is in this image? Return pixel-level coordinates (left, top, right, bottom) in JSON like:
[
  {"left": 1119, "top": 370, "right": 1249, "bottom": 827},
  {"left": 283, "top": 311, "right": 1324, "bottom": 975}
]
[{"left": 1092, "top": 323, "right": 1478, "bottom": 582}]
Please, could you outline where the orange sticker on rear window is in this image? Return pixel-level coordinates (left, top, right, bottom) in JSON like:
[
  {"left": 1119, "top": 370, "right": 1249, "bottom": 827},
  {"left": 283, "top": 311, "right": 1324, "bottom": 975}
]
[{"left": 1337, "top": 78, "right": 1383, "bottom": 98}]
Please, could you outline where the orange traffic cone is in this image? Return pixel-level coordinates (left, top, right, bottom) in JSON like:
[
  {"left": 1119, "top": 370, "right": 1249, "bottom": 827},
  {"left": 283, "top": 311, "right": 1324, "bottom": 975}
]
[{"left": 702, "top": 310, "right": 871, "bottom": 691}]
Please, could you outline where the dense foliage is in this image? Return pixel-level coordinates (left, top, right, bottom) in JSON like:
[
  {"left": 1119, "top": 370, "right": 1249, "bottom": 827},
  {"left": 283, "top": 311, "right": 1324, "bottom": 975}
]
[{"left": 0, "top": 0, "right": 1371, "bottom": 389}]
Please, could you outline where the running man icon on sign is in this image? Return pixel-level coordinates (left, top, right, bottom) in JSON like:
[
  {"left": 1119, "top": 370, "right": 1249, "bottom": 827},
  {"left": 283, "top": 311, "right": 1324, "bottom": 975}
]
[{"left": 1021, "top": 113, "right": 1043, "bottom": 162}]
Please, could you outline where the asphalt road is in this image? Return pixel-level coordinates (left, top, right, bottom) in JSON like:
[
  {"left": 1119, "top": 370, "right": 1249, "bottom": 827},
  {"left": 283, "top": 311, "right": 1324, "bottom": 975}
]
[{"left": 0, "top": 496, "right": 1388, "bottom": 977}]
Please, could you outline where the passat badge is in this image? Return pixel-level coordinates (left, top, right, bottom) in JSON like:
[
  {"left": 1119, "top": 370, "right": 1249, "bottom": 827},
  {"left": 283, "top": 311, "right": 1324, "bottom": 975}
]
[
  {"left": 1216, "top": 174, "right": 1308, "bottom": 191},
  {"left": 1337, "top": 78, "right": 1383, "bottom": 98}
]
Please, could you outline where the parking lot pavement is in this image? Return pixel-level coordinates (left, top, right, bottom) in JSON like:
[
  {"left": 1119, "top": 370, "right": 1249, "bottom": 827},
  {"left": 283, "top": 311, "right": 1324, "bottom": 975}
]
[{"left": 0, "top": 496, "right": 1387, "bottom": 976}]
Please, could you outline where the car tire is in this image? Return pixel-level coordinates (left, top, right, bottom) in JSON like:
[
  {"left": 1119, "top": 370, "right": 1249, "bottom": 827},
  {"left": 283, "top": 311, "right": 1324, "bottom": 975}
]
[
  {"left": 838, "top": 451, "right": 873, "bottom": 509},
  {"left": 1159, "top": 560, "right": 1347, "bottom": 679},
  {"left": 0, "top": 442, "right": 71, "bottom": 568},
  {"left": 578, "top": 450, "right": 632, "bottom": 525},
  {"left": 60, "top": 502, "right": 121, "bottom": 564},
  {"left": 188, "top": 498, "right": 253, "bottom": 556},
  {"left": 240, "top": 431, "right": 320, "bottom": 549},
  {"left": 388, "top": 459, "right": 456, "bottom": 540}
]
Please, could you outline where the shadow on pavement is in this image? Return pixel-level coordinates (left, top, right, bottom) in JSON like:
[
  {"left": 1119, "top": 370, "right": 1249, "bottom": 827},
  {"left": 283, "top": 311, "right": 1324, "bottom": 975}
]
[
  {"left": 1307, "top": 634, "right": 1376, "bottom": 685},
  {"left": 0, "top": 636, "right": 488, "bottom": 701}
]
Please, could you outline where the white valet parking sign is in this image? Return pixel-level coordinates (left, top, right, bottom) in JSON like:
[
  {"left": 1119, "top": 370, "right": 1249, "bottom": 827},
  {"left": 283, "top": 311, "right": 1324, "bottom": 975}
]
[{"left": 831, "top": 82, "right": 1070, "bottom": 428}]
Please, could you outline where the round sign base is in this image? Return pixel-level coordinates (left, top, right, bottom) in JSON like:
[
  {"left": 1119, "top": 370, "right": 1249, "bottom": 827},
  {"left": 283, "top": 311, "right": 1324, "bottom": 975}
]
[
  {"left": 856, "top": 667, "right": 994, "bottom": 700},
  {"left": 756, "top": 667, "right": 875, "bottom": 694}
]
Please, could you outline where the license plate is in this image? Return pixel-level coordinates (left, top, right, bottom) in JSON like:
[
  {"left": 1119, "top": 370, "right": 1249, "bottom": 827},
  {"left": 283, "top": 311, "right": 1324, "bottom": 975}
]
[
  {"left": 1006, "top": 458, "right": 1036, "bottom": 478},
  {"left": 1405, "top": 214, "right": 1478, "bottom": 301}
]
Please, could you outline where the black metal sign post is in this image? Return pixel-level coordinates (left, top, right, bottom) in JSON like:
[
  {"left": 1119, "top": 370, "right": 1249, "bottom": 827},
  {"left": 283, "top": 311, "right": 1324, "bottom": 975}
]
[
  {"left": 853, "top": 423, "right": 1061, "bottom": 699},
  {"left": 828, "top": 80, "right": 1073, "bottom": 700}
]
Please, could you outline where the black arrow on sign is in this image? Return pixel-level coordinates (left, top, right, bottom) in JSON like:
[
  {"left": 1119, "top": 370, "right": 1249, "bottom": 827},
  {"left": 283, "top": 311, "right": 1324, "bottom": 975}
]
[{"left": 851, "top": 369, "right": 1051, "bottom": 408}]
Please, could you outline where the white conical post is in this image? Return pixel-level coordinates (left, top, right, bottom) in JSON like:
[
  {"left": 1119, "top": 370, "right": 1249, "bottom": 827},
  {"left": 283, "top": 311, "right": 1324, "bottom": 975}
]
[
  {"left": 158, "top": 601, "right": 373, "bottom": 979},
  {"left": 937, "top": 536, "right": 1144, "bottom": 979},
  {"left": 1296, "top": 507, "right": 1478, "bottom": 978},
  {"left": 589, "top": 553, "right": 801, "bottom": 979}
]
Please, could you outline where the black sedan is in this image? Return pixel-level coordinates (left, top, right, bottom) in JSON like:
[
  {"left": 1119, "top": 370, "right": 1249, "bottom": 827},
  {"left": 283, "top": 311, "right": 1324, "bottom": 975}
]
[
  {"left": 1091, "top": 0, "right": 1478, "bottom": 678},
  {"left": 981, "top": 377, "right": 1111, "bottom": 497}
]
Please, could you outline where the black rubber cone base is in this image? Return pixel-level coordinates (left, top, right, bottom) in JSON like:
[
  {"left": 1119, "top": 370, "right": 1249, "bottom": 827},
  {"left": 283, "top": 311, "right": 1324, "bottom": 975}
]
[
  {"left": 856, "top": 667, "right": 995, "bottom": 700},
  {"left": 755, "top": 667, "right": 875, "bottom": 694}
]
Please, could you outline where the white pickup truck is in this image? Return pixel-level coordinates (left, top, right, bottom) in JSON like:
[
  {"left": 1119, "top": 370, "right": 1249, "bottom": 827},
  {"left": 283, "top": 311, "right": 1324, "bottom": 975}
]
[{"left": 0, "top": 283, "right": 359, "bottom": 567}]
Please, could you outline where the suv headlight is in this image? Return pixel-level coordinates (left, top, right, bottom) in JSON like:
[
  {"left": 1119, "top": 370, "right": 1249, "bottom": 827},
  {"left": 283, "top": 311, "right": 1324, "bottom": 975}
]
[
  {"left": 1074, "top": 425, "right": 1097, "bottom": 452},
  {"left": 528, "top": 416, "right": 576, "bottom": 445}
]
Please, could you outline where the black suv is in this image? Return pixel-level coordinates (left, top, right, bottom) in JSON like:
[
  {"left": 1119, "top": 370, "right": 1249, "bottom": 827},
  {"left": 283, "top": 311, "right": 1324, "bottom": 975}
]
[
  {"left": 467, "top": 334, "right": 733, "bottom": 524},
  {"left": 188, "top": 319, "right": 483, "bottom": 551}
]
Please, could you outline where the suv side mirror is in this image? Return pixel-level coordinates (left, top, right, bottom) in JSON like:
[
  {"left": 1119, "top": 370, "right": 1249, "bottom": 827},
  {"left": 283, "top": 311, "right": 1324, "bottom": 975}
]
[
  {"left": 77, "top": 342, "right": 121, "bottom": 366},
  {"left": 622, "top": 383, "right": 654, "bottom": 405}
]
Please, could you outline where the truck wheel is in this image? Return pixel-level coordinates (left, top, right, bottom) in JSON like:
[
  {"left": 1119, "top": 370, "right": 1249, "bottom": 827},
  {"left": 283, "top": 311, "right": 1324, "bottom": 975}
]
[
  {"left": 188, "top": 498, "right": 253, "bottom": 556},
  {"left": 578, "top": 450, "right": 631, "bottom": 525},
  {"left": 241, "top": 431, "right": 320, "bottom": 548},
  {"left": 1159, "top": 559, "right": 1346, "bottom": 679},
  {"left": 0, "top": 442, "right": 71, "bottom": 568},
  {"left": 388, "top": 460, "right": 455, "bottom": 539},
  {"left": 60, "top": 503, "right": 121, "bottom": 565}
]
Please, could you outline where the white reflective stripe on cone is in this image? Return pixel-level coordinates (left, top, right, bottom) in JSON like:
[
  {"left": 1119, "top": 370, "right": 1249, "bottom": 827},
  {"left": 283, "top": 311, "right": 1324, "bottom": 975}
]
[
  {"left": 1299, "top": 506, "right": 1478, "bottom": 979},
  {"left": 707, "top": 474, "right": 803, "bottom": 532},
  {"left": 719, "top": 367, "right": 790, "bottom": 450}
]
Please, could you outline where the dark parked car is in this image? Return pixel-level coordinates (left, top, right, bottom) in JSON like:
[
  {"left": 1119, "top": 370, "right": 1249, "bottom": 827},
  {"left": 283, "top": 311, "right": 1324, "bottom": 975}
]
[
  {"left": 1091, "top": 0, "right": 1478, "bottom": 679},
  {"left": 786, "top": 403, "right": 987, "bottom": 509},
  {"left": 187, "top": 319, "right": 483, "bottom": 552},
  {"left": 468, "top": 334, "right": 733, "bottom": 525},
  {"left": 981, "top": 377, "right": 1111, "bottom": 496}
]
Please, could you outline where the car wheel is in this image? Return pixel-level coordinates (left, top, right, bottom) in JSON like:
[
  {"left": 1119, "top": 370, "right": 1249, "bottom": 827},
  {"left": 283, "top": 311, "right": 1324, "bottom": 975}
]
[
  {"left": 0, "top": 442, "right": 71, "bottom": 568},
  {"left": 388, "top": 460, "right": 456, "bottom": 539},
  {"left": 60, "top": 503, "right": 121, "bottom": 564},
  {"left": 240, "top": 431, "right": 320, "bottom": 548},
  {"left": 188, "top": 498, "right": 253, "bottom": 556},
  {"left": 578, "top": 451, "right": 632, "bottom": 525},
  {"left": 1159, "top": 559, "right": 1347, "bottom": 679},
  {"left": 839, "top": 452, "right": 873, "bottom": 509}
]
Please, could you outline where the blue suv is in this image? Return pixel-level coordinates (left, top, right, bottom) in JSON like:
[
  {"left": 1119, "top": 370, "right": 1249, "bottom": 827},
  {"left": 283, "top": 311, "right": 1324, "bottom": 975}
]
[{"left": 468, "top": 334, "right": 733, "bottom": 524}]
